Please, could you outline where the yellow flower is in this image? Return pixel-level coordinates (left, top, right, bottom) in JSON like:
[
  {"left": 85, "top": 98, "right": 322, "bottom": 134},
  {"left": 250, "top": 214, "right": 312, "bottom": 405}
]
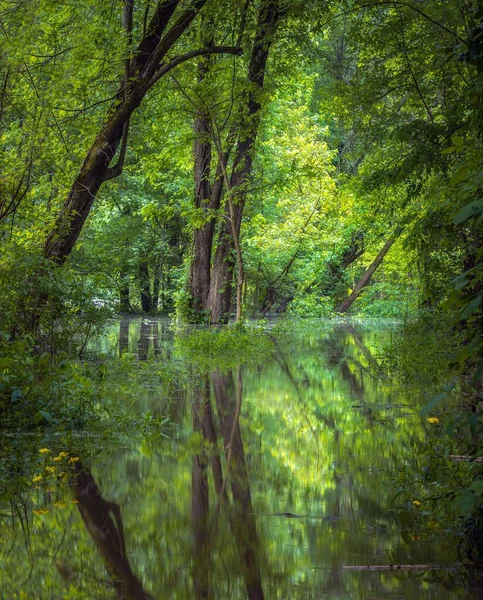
[
  {"left": 71, "top": 499, "right": 79, "bottom": 504},
  {"left": 45, "top": 466, "right": 56, "bottom": 475},
  {"left": 412, "top": 500, "right": 421, "bottom": 506},
  {"left": 53, "top": 452, "right": 69, "bottom": 462},
  {"left": 33, "top": 508, "right": 49, "bottom": 516},
  {"left": 68, "top": 456, "right": 80, "bottom": 464},
  {"left": 427, "top": 417, "right": 439, "bottom": 424},
  {"left": 39, "top": 448, "right": 50, "bottom": 455},
  {"left": 32, "top": 475, "right": 42, "bottom": 483},
  {"left": 53, "top": 501, "right": 66, "bottom": 508}
]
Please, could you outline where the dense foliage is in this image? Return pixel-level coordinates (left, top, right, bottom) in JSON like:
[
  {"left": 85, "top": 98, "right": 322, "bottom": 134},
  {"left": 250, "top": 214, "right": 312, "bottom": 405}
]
[{"left": 1, "top": 0, "right": 483, "bottom": 592}]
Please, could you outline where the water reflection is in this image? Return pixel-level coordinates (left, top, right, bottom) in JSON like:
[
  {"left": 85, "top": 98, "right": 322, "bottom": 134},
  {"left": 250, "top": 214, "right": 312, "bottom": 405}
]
[
  {"left": 71, "top": 459, "right": 154, "bottom": 599},
  {"left": 0, "top": 319, "right": 474, "bottom": 599}
]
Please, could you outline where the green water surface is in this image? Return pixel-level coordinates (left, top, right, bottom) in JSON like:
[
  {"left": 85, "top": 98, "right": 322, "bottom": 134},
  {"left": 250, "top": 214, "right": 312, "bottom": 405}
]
[{"left": 0, "top": 319, "right": 472, "bottom": 599}]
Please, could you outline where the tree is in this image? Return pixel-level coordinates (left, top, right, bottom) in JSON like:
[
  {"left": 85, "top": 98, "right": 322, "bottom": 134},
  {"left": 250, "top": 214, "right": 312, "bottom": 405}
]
[{"left": 43, "top": 0, "right": 241, "bottom": 265}]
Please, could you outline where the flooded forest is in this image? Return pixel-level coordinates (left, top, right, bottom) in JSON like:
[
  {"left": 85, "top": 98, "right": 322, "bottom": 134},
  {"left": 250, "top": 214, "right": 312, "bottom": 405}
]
[{"left": 0, "top": 0, "right": 483, "bottom": 598}]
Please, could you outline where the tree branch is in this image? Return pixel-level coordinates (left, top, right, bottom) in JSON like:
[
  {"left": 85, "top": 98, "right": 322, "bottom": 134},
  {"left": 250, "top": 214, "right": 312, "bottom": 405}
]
[
  {"left": 102, "top": 118, "right": 130, "bottom": 182},
  {"left": 102, "top": 0, "right": 134, "bottom": 183},
  {"left": 148, "top": 45, "right": 242, "bottom": 88}
]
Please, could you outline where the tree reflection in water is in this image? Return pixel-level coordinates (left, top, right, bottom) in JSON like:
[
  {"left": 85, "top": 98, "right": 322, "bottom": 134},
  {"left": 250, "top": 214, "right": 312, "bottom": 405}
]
[
  {"left": 70, "top": 459, "right": 154, "bottom": 600},
  {"left": 191, "top": 369, "right": 265, "bottom": 600}
]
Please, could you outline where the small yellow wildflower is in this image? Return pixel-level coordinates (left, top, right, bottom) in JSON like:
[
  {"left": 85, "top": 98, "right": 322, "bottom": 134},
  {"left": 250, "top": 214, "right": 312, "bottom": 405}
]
[
  {"left": 32, "top": 475, "right": 42, "bottom": 483},
  {"left": 33, "top": 508, "right": 49, "bottom": 516},
  {"left": 68, "top": 456, "right": 80, "bottom": 464},
  {"left": 39, "top": 448, "right": 50, "bottom": 455},
  {"left": 53, "top": 452, "right": 69, "bottom": 462},
  {"left": 412, "top": 500, "right": 421, "bottom": 506},
  {"left": 45, "top": 466, "right": 56, "bottom": 475},
  {"left": 53, "top": 501, "right": 66, "bottom": 508},
  {"left": 427, "top": 417, "right": 439, "bottom": 424}
]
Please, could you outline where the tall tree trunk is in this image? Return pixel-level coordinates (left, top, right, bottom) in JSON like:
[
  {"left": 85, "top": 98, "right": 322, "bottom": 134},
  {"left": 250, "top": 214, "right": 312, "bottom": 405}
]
[
  {"left": 43, "top": 0, "right": 239, "bottom": 264},
  {"left": 119, "top": 269, "right": 131, "bottom": 313},
  {"left": 335, "top": 228, "right": 402, "bottom": 313},
  {"left": 139, "top": 257, "right": 152, "bottom": 313},
  {"left": 151, "top": 256, "right": 161, "bottom": 313},
  {"left": 189, "top": 51, "right": 215, "bottom": 317},
  {"left": 207, "top": 0, "right": 284, "bottom": 323}
]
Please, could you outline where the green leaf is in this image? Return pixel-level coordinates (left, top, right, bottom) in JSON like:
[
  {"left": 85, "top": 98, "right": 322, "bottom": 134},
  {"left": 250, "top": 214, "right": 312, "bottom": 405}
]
[
  {"left": 0, "top": 358, "right": 15, "bottom": 371},
  {"left": 453, "top": 202, "right": 481, "bottom": 225},
  {"left": 454, "top": 490, "right": 479, "bottom": 516},
  {"left": 461, "top": 295, "right": 482, "bottom": 320},
  {"left": 451, "top": 135, "right": 464, "bottom": 147},
  {"left": 450, "top": 164, "right": 470, "bottom": 186},
  {"left": 469, "top": 480, "right": 483, "bottom": 495},
  {"left": 473, "top": 363, "right": 483, "bottom": 385},
  {"left": 421, "top": 391, "right": 448, "bottom": 416},
  {"left": 39, "top": 410, "right": 52, "bottom": 423},
  {"left": 10, "top": 389, "right": 22, "bottom": 402},
  {"left": 452, "top": 274, "right": 469, "bottom": 290}
]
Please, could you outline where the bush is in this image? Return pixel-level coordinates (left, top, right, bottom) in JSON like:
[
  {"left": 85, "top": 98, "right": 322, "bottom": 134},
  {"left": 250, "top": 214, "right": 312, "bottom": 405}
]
[{"left": 287, "top": 293, "right": 333, "bottom": 318}]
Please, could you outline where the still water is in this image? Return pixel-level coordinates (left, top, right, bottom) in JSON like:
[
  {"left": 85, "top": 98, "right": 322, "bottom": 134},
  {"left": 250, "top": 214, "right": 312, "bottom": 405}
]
[{"left": 0, "top": 319, "right": 472, "bottom": 599}]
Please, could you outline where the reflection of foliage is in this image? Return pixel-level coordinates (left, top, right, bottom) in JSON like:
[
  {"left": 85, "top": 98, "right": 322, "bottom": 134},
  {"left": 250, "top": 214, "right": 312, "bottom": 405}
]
[
  {"left": 0, "top": 322, "right": 471, "bottom": 598},
  {"left": 392, "top": 422, "right": 482, "bottom": 555},
  {"left": 383, "top": 310, "right": 483, "bottom": 568},
  {"left": 175, "top": 325, "right": 273, "bottom": 372},
  {"left": 381, "top": 312, "right": 463, "bottom": 393}
]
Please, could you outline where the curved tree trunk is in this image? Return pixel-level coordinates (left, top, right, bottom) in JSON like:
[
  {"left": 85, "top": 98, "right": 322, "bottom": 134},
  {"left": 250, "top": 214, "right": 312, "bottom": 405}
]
[{"left": 43, "top": 0, "right": 240, "bottom": 265}]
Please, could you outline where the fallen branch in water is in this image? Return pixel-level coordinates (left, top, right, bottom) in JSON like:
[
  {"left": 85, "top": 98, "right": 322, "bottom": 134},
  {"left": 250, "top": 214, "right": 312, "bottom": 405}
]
[
  {"left": 341, "top": 564, "right": 459, "bottom": 571},
  {"left": 448, "top": 455, "right": 483, "bottom": 462}
]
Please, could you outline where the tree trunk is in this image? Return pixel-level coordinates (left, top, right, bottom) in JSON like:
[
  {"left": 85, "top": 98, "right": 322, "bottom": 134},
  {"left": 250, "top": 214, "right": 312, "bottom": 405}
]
[
  {"left": 207, "top": 0, "right": 285, "bottom": 323},
  {"left": 139, "top": 258, "right": 152, "bottom": 313},
  {"left": 151, "top": 257, "right": 161, "bottom": 313},
  {"left": 335, "top": 229, "right": 402, "bottom": 313},
  {"left": 119, "top": 269, "right": 131, "bottom": 313},
  {"left": 189, "top": 52, "right": 215, "bottom": 318}
]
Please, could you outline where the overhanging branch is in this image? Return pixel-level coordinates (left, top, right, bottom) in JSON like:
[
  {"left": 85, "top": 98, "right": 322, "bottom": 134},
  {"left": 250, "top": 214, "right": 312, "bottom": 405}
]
[{"left": 148, "top": 46, "right": 242, "bottom": 88}]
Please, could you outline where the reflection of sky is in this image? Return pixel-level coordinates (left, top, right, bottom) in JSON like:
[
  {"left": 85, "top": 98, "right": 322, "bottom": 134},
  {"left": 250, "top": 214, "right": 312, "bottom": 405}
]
[{"left": 0, "top": 319, "right": 471, "bottom": 599}]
